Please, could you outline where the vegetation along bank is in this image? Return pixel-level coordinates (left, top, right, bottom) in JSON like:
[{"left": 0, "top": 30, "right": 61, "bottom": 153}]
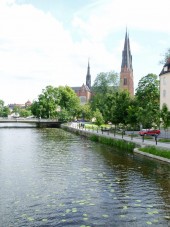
[{"left": 61, "top": 124, "right": 170, "bottom": 164}]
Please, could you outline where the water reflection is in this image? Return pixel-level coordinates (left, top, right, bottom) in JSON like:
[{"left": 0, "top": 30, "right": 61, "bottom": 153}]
[{"left": 0, "top": 128, "right": 169, "bottom": 226}]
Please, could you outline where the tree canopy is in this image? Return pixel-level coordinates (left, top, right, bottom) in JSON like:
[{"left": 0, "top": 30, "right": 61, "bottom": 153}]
[
  {"left": 135, "top": 74, "right": 160, "bottom": 128},
  {"left": 31, "top": 85, "right": 80, "bottom": 121}
]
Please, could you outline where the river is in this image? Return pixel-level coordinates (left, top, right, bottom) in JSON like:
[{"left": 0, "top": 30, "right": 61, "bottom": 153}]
[{"left": 0, "top": 128, "right": 169, "bottom": 227}]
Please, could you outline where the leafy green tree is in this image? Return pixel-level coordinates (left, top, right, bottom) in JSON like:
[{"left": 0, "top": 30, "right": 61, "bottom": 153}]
[
  {"left": 31, "top": 85, "right": 81, "bottom": 121},
  {"left": 93, "top": 109, "right": 104, "bottom": 126},
  {"left": 92, "top": 71, "right": 119, "bottom": 94},
  {"left": 126, "top": 98, "right": 139, "bottom": 130},
  {"left": 0, "top": 100, "right": 10, "bottom": 117},
  {"left": 57, "top": 86, "right": 80, "bottom": 119},
  {"left": 110, "top": 91, "right": 131, "bottom": 129},
  {"left": 78, "top": 103, "right": 92, "bottom": 121},
  {"left": 160, "top": 103, "right": 170, "bottom": 137},
  {"left": 31, "top": 85, "right": 60, "bottom": 119},
  {"left": 91, "top": 71, "right": 119, "bottom": 121},
  {"left": 135, "top": 73, "right": 160, "bottom": 128},
  {"left": 0, "top": 99, "right": 5, "bottom": 116},
  {"left": 2, "top": 106, "right": 10, "bottom": 117},
  {"left": 19, "top": 108, "right": 32, "bottom": 118},
  {"left": 57, "top": 109, "right": 70, "bottom": 122}
]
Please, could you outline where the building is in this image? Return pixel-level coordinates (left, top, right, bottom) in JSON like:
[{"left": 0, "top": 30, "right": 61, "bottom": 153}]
[
  {"left": 72, "top": 60, "right": 92, "bottom": 104},
  {"left": 120, "top": 30, "right": 134, "bottom": 96},
  {"left": 159, "top": 57, "right": 170, "bottom": 110}
]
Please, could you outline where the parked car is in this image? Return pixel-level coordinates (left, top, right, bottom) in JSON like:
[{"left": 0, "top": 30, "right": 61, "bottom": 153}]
[{"left": 139, "top": 129, "right": 160, "bottom": 136}]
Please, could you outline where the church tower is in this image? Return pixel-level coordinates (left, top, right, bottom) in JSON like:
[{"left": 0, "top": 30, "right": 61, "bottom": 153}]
[
  {"left": 86, "top": 60, "right": 91, "bottom": 89},
  {"left": 120, "top": 30, "right": 134, "bottom": 96}
]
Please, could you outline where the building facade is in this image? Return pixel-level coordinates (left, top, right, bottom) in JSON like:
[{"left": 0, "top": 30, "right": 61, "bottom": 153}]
[
  {"left": 120, "top": 30, "right": 134, "bottom": 96},
  {"left": 159, "top": 58, "right": 170, "bottom": 110},
  {"left": 72, "top": 61, "right": 92, "bottom": 104}
]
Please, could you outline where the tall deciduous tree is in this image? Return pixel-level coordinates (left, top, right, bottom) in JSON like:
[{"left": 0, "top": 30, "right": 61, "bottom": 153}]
[
  {"left": 0, "top": 99, "right": 10, "bottom": 117},
  {"left": 135, "top": 73, "right": 160, "bottom": 128},
  {"left": 160, "top": 103, "right": 170, "bottom": 137},
  {"left": 91, "top": 71, "right": 119, "bottom": 122},
  {"left": 57, "top": 86, "right": 80, "bottom": 119},
  {"left": 93, "top": 109, "right": 104, "bottom": 126},
  {"left": 34, "top": 85, "right": 59, "bottom": 118},
  {"left": 31, "top": 85, "right": 80, "bottom": 121},
  {"left": 110, "top": 91, "right": 131, "bottom": 129}
]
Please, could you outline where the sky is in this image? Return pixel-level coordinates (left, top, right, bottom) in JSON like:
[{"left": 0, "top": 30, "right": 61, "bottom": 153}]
[{"left": 0, "top": 0, "right": 169, "bottom": 105}]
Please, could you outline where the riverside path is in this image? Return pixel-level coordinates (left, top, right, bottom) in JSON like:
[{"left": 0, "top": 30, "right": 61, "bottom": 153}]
[{"left": 67, "top": 122, "right": 170, "bottom": 151}]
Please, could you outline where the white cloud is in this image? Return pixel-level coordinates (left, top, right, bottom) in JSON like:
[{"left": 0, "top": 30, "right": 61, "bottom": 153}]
[{"left": 0, "top": 0, "right": 169, "bottom": 104}]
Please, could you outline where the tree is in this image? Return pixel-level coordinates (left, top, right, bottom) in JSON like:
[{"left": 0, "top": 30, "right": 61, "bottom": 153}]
[
  {"left": 126, "top": 98, "right": 139, "bottom": 130},
  {"left": 31, "top": 85, "right": 60, "bottom": 119},
  {"left": 93, "top": 109, "right": 104, "bottom": 126},
  {"left": 91, "top": 71, "right": 119, "bottom": 122},
  {"left": 78, "top": 103, "right": 92, "bottom": 121},
  {"left": 92, "top": 71, "right": 119, "bottom": 94},
  {"left": 160, "top": 103, "right": 170, "bottom": 137},
  {"left": 0, "top": 100, "right": 10, "bottom": 117},
  {"left": 19, "top": 108, "right": 32, "bottom": 118},
  {"left": 135, "top": 73, "right": 160, "bottom": 128},
  {"left": 57, "top": 86, "right": 80, "bottom": 119},
  {"left": 110, "top": 91, "right": 131, "bottom": 128},
  {"left": 31, "top": 85, "right": 81, "bottom": 121}
]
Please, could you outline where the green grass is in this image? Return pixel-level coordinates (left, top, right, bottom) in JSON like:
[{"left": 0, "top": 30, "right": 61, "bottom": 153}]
[
  {"left": 90, "top": 134, "right": 136, "bottom": 152},
  {"left": 158, "top": 138, "right": 170, "bottom": 143},
  {"left": 140, "top": 146, "right": 170, "bottom": 159},
  {"left": 85, "top": 123, "right": 110, "bottom": 130}
]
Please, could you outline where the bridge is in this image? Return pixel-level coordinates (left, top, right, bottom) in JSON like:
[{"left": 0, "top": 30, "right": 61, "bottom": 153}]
[{"left": 0, "top": 118, "right": 63, "bottom": 128}]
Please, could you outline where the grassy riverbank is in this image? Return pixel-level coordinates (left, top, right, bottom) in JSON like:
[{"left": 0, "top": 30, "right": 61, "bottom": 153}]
[
  {"left": 62, "top": 124, "right": 170, "bottom": 162},
  {"left": 140, "top": 146, "right": 170, "bottom": 159},
  {"left": 88, "top": 134, "right": 136, "bottom": 152}
]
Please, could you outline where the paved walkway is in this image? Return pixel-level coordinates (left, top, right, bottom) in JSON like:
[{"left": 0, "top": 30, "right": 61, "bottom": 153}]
[{"left": 69, "top": 123, "right": 170, "bottom": 150}]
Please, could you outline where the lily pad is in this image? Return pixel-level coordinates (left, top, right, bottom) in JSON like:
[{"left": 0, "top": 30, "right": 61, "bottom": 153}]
[
  {"left": 72, "top": 208, "right": 77, "bottom": 213},
  {"left": 27, "top": 217, "right": 34, "bottom": 221},
  {"left": 102, "top": 214, "right": 109, "bottom": 218},
  {"left": 42, "top": 219, "right": 48, "bottom": 222},
  {"left": 146, "top": 221, "right": 152, "bottom": 225}
]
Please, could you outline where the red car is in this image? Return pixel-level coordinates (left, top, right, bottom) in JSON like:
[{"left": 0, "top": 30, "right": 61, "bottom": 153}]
[{"left": 139, "top": 129, "right": 160, "bottom": 136}]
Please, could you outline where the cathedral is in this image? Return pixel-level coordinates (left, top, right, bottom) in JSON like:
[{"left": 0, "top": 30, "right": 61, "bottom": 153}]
[
  {"left": 73, "top": 30, "right": 134, "bottom": 103},
  {"left": 72, "top": 60, "right": 92, "bottom": 104},
  {"left": 120, "top": 30, "right": 134, "bottom": 96}
]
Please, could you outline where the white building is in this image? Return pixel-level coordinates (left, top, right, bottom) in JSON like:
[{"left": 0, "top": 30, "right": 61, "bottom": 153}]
[{"left": 159, "top": 58, "right": 170, "bottom": 110}]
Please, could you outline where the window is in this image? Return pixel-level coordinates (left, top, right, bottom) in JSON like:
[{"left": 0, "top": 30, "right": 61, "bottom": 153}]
[
  {"left": 124, "top": 78, "right": 127, "bottom": 85},
  {"left": 163, "top": 90, "right": 166, "bottom": 97},
  {"left": 80, "top": 96, "right": 86, "bottom": 104}
]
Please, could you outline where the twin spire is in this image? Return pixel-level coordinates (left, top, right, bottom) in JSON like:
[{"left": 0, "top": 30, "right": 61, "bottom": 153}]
[{"left": 85, "top": 29, "right": 133, "bottom": 93}]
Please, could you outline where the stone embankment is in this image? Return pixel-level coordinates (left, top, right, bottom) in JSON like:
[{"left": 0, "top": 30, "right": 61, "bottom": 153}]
[{"left": 61, "top": 123, "right": 170, "bottom": 164}]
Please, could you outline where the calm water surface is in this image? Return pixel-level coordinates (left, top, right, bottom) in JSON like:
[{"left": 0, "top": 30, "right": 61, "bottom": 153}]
[{"left": 0, "top": 128, "right": 170, "bottom": 227}]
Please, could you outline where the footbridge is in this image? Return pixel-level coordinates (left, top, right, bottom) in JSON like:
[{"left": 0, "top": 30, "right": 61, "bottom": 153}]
[{"left": 0, "top": 118, "right": 63, "bottom": 128}]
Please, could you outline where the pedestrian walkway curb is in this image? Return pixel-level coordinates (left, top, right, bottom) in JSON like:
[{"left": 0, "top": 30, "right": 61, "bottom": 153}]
[
  {"left": 61, "top": 124, "right": 170, "bottom": 164},
  {"left": 134, "top": 148, "right": 170, "bottom": 164}
]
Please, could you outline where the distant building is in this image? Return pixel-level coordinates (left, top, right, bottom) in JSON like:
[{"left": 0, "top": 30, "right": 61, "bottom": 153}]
[
  {"left": 72, "top": 60, "right": 92, "bottom": 104},
  {"left": 159, "top": 57, "right": 170, "bottom": 110},
  {"left": 120, "top": 30, "right": 134, "bottom": 96},
  {"left": 8, "top": 100, "right": 32, "bottom": 111},
  {"left": 25, "top": 100, "right": 32, "bottom": 107}
]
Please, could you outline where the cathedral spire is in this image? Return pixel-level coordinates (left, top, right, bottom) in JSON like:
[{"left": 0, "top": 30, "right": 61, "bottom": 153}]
[
  {"left": 86, "top": 59, "right": 91, "bottom": 89},
  {"left": 121, "top": 29, "right": 133, "bottom": 70},
  {"left": 120, "top": 29, "right": 134, "bottom": 96}
]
